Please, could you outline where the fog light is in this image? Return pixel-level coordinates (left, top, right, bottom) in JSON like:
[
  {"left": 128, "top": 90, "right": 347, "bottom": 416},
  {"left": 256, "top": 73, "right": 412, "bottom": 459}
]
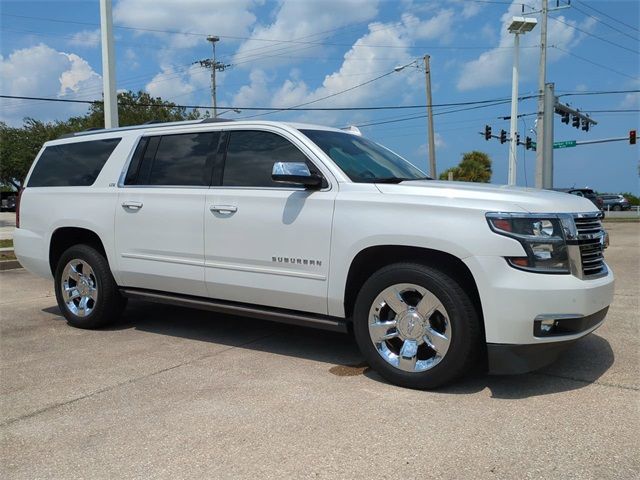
[{"left": 540, "top": 318, "right": 555, "bottom": 333}]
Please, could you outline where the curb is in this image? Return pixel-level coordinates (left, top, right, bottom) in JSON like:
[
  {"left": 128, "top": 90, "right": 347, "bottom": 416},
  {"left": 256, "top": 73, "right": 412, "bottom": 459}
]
[{"left": 0, "top": 259, "right": 22, "bottom": 271}]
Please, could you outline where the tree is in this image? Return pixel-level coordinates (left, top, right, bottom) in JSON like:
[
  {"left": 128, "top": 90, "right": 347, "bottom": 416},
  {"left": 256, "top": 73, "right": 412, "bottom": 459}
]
[
  {"left": 0, "top": 91, "right": 202, "bottom": 189},
  {"left": 439, "top": 151, "right": 492, "bottom": 183}
]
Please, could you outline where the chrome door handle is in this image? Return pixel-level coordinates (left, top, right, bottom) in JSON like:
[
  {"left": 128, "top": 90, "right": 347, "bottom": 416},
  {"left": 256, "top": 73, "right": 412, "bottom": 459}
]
[
  {"left": 122, "top": 201, "right": 143, "bottom": 210},
  {"left": 210, "top": 204, "right": 238, "bottom": 215}
]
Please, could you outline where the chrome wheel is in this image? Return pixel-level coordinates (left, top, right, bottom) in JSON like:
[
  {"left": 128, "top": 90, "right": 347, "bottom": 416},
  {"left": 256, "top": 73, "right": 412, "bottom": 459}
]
[
  {"left": 368, "top": 283, "right": 451, "bottom": 373},
  {"left": 60, "top": 259, "right": 98, "bottom": 317}
]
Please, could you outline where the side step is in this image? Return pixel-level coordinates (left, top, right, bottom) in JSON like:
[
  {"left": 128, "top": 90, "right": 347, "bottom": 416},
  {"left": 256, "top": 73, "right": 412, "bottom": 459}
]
[{"left": 119, "top": 288, "right": 349, "bottom": 333}]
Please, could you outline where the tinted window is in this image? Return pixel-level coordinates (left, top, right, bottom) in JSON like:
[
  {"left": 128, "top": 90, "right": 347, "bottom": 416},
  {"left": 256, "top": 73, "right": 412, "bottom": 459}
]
[
  {"left": 223, "top": 131, "right": 310, "bottom": 187},
  {"left": 28, "top": 138, "right": 121, "bottom": 187},
  {"left": 140, "top": 132, "right": 219, "bottom": 186}
]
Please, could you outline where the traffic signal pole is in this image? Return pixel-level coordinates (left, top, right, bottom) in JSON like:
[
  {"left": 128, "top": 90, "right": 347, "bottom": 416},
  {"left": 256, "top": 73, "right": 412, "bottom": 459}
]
[
  {"left": 542, "top": 82, "right": 555, "bottom": 188},
  {"left": 534, "top": 0, "right": 548, "bottom": 189},
  {"left": 99, "top": 0, "right": 118, "bottom": 128}
]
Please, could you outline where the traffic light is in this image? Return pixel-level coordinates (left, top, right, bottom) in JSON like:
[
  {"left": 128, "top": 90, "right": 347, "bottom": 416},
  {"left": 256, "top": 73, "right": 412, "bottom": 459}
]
[
  {"left": 484, "top": 125, "right": 492, "bottom": 141},
  {"left": 631, "top": 130, "right": 637, "bottom": 145},
  {"left": 516, "top": 133, "right": 520, "bottom": 144},
  {"left": 581, "top": 118, "right": 589, "bottom": 132},
  {"left": 561, "top": 112, "right": 570, "bottom": 124},
  {"left": 572, "top": 115, "right": 580, "bottom": 128},
  {"left": 525, "top": 137, "right": 532, "bottom": 150},
  {"left": 499, "top": 129, "right": 507, "bottom": 144}
]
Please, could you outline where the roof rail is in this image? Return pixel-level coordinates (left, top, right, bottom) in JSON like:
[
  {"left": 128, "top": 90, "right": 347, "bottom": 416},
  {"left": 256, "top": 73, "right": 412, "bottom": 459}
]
[{"left": 58, "top": 117, "right": 235, "bottom": 139}]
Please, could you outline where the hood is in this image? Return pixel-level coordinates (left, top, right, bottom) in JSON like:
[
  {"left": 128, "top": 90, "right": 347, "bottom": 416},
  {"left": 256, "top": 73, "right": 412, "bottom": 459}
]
[{"left": 375, "top": 180, "right": 598, "bottom": 214}]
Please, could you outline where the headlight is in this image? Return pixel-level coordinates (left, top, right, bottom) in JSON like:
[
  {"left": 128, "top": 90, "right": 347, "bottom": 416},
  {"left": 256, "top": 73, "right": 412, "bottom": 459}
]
[{"left": 486, "top": 213, "right": 570, "bottom": 274}]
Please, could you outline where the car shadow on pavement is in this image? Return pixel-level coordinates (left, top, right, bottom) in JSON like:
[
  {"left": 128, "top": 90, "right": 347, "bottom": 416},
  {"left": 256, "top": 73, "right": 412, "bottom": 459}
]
[{"left": 43, "top": 300, "right": 615, "bottom": 399}]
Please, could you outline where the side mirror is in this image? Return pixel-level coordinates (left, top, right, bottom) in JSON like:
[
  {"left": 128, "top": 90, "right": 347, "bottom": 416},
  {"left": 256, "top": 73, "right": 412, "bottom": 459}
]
[{"left": 271, "top": 162, "right": 323, "bottom": 189}]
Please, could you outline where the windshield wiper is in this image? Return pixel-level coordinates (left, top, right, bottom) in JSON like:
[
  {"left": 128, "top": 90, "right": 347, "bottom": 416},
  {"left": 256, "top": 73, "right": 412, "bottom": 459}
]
[{"left": 372, "top": 176, "right": 432, "bottom": 183}]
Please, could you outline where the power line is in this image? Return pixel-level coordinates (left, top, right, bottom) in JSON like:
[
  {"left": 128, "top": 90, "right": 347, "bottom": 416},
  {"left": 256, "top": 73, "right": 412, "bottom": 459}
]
[
  {"left": 574, "top": 0, "right": 640, "bottom": 33},
  {"left": 548, "top": 15, "right": 639, "bottom": 54},
  {"left": 567, "top": 2, "right": 639, "bottom": 42},
  {"left": 551, "top": 46, "right": 639, "bottom": 81}
]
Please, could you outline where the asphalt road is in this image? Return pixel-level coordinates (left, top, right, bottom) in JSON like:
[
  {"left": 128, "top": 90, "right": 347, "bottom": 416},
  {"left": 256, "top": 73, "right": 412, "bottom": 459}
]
[{"left": 1, "top": 223, "right": 638, "bottom": 479}]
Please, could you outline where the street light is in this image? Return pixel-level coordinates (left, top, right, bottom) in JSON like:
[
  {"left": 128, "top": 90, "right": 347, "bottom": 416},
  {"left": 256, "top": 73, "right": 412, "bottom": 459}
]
[
  {"left": 217, "top": 108, "right": 241, "bottom": 116},
  {"left": 507, "top": 16, "right": 537, "bottom": 186}
]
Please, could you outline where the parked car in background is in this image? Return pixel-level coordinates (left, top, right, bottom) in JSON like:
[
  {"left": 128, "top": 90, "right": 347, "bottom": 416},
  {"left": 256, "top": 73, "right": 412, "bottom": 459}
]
[
  {"left": 600, "top": 194, "right": 631, "bottom": 211},
  {"left": 554, "top": 188, "right": 604, "bottom": 211},
  {"left": 0, "top": 192, "right": 17, "bottom": 212}
]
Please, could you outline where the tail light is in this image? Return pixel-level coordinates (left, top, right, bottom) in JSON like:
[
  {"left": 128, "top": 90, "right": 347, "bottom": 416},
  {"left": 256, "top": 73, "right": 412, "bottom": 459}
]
[{"left": 16, "top": 188, "right": 24, "bottom": 229}]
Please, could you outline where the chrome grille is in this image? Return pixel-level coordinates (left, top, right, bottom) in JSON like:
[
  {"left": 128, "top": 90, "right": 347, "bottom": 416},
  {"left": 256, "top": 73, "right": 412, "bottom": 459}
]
[{"left": 573, "top": 214, "right": 606, "bottom": 277}]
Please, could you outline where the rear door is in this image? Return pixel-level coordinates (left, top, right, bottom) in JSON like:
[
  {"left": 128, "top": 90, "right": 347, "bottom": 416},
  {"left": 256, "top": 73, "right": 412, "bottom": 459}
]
[
  {"left": 115, "top": 131, "right": 221, "bottom": 296},
  {"left": 204, "top": 129, "right": 337, "bottom": 314}
]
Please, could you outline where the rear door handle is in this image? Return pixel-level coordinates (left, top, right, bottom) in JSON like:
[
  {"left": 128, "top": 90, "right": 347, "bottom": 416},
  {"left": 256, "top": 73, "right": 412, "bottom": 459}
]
[
  {"left": 210, "top": 204, "right": 238, "bottom": 215},
  {"left": 122, "top": 201, "right": 143, "bottom": 210}
]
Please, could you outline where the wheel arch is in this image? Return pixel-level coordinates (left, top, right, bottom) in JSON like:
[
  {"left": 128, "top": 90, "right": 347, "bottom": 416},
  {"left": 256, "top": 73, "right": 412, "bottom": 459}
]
[
  {"left": 49, "top": 227, "right": 108, "bottom": 276},
  {"left": 343, "top": 245, "right": 485, "bottom": 336}
]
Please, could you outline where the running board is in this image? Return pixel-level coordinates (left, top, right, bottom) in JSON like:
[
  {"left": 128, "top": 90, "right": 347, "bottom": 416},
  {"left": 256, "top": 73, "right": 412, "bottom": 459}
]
[{"left": 119, "top": 288, "right": 349, "bottom": 333}]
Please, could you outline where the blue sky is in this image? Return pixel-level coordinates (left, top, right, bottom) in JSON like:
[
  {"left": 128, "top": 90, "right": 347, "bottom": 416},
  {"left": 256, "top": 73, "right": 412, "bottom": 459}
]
[{"left": 1, "top": 0, "right": 638, "bottom": 193}]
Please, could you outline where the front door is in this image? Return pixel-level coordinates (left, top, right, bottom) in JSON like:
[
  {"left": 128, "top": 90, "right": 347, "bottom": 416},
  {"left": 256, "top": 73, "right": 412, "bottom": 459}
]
[{"left": 204, "top": 129, "right": 336, "bottom": 314}]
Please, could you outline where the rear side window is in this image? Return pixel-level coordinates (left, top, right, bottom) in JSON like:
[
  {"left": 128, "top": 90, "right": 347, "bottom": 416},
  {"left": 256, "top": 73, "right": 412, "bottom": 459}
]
[
  {"left": 28, "top": 138, "right": 121, "bottom": 187},
  {"left": 126, "top": 132, "right": 219, "bottom": 186},
  {"left": 222, "top": 130, "right": 310, "bottom": 187}
]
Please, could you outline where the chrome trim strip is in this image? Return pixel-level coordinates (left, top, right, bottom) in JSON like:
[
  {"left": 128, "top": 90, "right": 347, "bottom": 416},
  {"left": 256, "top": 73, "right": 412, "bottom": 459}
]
[
  {"left": 121, "top": 253, "right": 203, "bottom": 267},
  {"left": 204, "top": 261, "right": 326, "bottom": 280}
]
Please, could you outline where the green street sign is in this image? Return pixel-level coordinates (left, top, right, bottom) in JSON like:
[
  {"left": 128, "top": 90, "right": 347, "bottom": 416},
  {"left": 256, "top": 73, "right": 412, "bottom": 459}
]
[
  {"left": 529, "top": 140, "right": 576, "bottom": 151},
  {"left": 554, "top": 140, "right": 577, "bottom": 149}
]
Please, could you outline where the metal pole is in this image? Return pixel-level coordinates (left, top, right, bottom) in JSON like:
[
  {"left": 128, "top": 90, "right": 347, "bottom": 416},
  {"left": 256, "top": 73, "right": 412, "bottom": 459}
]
[
  {"left": 211, "top": 40, "right": 217, "bottom": 118},
  {"left": 424, "top": 55, "right": 436, "bottom": 178},
  {"left": 99, "top": 0, "right": 118, "bottom": 128},
  {"left": 542, "top": 82, "right": 555, "bottom": 188},
  {"left": 535, "top": 0, "right": 548, "bottom": 188},
  {"left": 508, "top": 32, "right": 520, "bottom": 186}
]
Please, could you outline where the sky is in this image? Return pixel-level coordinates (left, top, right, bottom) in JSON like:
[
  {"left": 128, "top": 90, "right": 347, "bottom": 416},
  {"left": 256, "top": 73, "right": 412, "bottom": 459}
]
[{"left": 1, "top": 0, "right": 638, "bottom": 193}]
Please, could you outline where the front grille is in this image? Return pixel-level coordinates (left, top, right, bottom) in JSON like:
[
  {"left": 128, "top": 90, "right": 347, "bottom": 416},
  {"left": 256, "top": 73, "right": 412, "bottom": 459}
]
[{"left": 574, "top": 214, "right": 606, "bottom": 277}]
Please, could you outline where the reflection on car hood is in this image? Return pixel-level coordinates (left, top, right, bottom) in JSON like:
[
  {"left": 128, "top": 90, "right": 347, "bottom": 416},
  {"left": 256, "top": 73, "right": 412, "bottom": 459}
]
[{"left": 375, "top": 180, "right": 599, "bottom": 214}]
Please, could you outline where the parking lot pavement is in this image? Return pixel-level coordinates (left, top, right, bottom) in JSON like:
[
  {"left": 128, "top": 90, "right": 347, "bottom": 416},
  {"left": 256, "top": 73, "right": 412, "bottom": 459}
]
[
  {"left": 0, "top": 212, "right": 16, "bottom": 241},
  {"left": 1, "top": 223, "right": 638, "bottom": 480}
]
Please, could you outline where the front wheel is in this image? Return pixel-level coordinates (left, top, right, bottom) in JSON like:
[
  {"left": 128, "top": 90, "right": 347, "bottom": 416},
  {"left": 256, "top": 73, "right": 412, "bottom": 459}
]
[
  {"left": 353, "top": 263, "right": 481, "bottom": 389},
  {"left": 54, "top": 244, "right": 126, "bottom": 329}
]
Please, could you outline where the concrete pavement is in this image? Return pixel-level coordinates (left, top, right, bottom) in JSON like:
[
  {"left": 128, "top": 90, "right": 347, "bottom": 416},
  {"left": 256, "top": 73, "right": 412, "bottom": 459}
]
[{"left": 1, "top": 223, "right": 638, "bottom": 479}]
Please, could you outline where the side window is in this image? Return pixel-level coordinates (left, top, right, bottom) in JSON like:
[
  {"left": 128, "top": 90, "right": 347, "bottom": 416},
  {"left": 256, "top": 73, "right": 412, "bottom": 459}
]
[
  {"left": 28, "top": 138, "right": 121, "bottom": 187},
  {"left": 126, "top": 132, "right": 220, "bottom": 186},
  {"left": 222, "top": 130, "right": 317, "bottom": 187}
]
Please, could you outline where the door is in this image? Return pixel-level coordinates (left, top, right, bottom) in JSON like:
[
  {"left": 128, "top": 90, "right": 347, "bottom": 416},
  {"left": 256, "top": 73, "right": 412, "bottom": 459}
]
[
  {"left": 204, "top": 129, "right": 336, "bottom": 314},
  {"left": 115, "top": 131, "right": 220, "bottom": 297}
]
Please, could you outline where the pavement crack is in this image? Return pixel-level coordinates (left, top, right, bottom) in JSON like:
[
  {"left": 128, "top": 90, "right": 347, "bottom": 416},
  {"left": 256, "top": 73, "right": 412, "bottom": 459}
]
[
  {"left": 0, "top": 332, "right": 278, "bottom": 428},
  {"left": 533, "top": 372, "right": 639, "bottom": 391}
]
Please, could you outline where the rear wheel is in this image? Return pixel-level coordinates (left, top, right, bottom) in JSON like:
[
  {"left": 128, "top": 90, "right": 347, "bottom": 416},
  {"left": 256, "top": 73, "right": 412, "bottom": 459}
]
[
  {"left": 353, "top": 263, "right": 480, "bottom": 389},
  {"left": 612, "top": 205, "right": 622, "bottom": 211},
  {"left": 54, "top": 244, "right": 126, "bottom": 329}
]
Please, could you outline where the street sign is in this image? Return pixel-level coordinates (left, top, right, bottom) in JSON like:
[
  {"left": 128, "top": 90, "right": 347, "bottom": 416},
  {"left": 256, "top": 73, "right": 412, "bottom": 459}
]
[
  {"left": 553, "top": 140, "right": 576, "bottom": 149},
  {"left": 529, "top": 140, "right": 576, "bottom": 151}
]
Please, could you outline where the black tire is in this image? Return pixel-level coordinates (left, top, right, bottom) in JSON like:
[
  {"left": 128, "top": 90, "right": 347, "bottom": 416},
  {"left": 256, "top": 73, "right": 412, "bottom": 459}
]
[
  {"left": 54, "top": 244, "right": 126, "bottom": 329},
  {"left": 353, "top": 263, "right": 480, "bottom": 389},
  {"left": 612, "top": 205, "right": 622, "bottom": 211}
]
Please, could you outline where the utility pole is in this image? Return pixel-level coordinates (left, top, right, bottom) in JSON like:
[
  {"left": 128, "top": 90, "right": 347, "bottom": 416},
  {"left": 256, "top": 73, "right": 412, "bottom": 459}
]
[
  {"left": 542, "top": 82, "right": 555, "bottom": 188},
  {"left": 535, "top": 0, "right": 548, "bottom": 188},
  {"left": 196, "top": 36, "right": 229, "bottom": 118},
  {"left": 99, "top": 0, "right": 118, "bottom": 128},
  {"left": 424, "top": 55, "right": 436, "bottom": 178}
]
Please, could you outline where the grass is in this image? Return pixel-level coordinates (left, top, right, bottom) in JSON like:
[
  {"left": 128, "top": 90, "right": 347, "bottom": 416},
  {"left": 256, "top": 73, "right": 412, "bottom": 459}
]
[
  {"left": 0, "top": 239, "right": 13, "bottom": 248},
  {"left": 0, "top": 251, "right": 16, "bottom": 261},
  {"left": 603, "top": 217, "right": 640, "bottom": 223}
]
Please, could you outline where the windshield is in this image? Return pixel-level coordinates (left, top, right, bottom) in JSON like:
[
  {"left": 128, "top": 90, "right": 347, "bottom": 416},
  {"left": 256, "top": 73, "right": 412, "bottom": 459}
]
[{"left": 300, "top": 129, "right": 428, "bottom": 183}]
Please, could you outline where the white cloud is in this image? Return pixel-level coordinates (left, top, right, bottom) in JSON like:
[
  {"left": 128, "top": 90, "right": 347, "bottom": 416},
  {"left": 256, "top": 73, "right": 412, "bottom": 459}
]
[
  {"left": 113, "top": 0, "right": 258, "bottom": 49},
  {"left": 68, "top": 29, "right": 101, "bottom": 48},
  {"left": 232, "top": 0, "right": 380, "bottom": 68},
  {"left": 0, "top": 44, "right": 102, "bottom": 125},
  {"left": 145, "top": 63, "right": 210, "bottom": 104},
  {"left": 457, "top": 1, "right": 596, "bottom": 90}
]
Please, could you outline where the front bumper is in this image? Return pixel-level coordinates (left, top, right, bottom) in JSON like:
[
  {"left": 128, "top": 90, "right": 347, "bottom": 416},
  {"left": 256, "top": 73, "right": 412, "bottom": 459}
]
[{"left": 487, "top": 307, "right": 609, "bottom": 374}]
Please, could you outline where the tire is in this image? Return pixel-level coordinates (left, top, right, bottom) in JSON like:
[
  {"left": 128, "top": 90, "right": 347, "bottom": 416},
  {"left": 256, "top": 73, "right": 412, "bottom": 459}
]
[
  {"left": 612, "top": 205, "right": 622, "bottom": 211},
  {"left": 54, "top": 244, "right": 126, "bottom": 329},
  {"left": 352, "top": 263, "right": 480, "bottom": 389}
]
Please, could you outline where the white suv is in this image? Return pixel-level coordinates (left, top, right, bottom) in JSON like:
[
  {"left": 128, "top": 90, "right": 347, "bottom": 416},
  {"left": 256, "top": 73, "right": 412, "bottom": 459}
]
[{"left": 14, "top": 119, "right": 615, "bottom": 389}]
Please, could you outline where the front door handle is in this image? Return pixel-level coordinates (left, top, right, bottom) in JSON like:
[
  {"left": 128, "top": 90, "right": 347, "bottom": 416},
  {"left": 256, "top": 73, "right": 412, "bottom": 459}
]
[
  {"left": 122, "top": 201, "right": 143, "bottom": 210},
  {"left": 210, "top": 204, "right": 238, "bottom": 215}
]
